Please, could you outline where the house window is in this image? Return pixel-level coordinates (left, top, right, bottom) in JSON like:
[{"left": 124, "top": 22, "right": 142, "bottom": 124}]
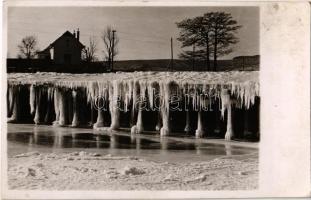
[{"left": 66, "top": 39, "right": 69, "bottom": 47}]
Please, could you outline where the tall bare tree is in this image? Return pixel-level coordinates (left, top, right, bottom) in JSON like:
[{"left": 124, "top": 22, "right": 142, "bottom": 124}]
[
  {"left": 101, "top": 26, "right": 119, "bottom": 71},
  {"left": 82, "top": 36, "right": 98, "bottom": 62},
  {"left": 17, "top": 35, "right": 39, "bottom": 59}
]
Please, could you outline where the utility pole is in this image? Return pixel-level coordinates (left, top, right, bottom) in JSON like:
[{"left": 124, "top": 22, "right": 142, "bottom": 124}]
[
  {"left": 111, "top": 30, "right": 116, "bottom": 72},
  {"left": 170, "top": 37, "right": 174, "bottom": 71}
]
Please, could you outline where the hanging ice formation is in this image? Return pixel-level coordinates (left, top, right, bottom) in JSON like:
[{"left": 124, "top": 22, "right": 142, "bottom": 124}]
[{"left": 7, "top": 71, "right": 259, "bottom": 140}]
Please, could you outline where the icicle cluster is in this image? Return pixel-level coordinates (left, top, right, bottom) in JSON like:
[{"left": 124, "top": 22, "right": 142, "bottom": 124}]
[
  {"left": 7, "top": 71, "right": 259, "bottom": 137},
  {"left": 8, "top": 71, "right": 259, "bottom": 109}
]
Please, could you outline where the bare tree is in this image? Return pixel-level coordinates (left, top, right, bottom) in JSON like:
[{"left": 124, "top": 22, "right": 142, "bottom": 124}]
[
  {"left": 17, "top": 35, "right": 39, "bottom": 59},
  {"left": 101, "top": 26, "right": 119, "bottom": 71},
  {"left": 82, "top": 36, "right": 98, "bottom": 62}
]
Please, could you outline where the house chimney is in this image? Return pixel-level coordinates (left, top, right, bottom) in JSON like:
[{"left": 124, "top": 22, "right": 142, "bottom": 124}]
[
  {"left": 73, "top": 30, "right": 76, "bottom": 38},
  {"left": 77, "top": 28, "right": 80, "bottom": 41}
]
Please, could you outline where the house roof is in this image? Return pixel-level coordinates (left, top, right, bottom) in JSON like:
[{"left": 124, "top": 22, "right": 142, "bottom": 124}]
[
  {"left": 51, "top": 31, "right": 85, "bottom": 48},
  {"left": 38, "top": 31, "right": 85, "bottom": 53},
  {"left": 38, "top": 46, "right": 51, "bottom": 54}
]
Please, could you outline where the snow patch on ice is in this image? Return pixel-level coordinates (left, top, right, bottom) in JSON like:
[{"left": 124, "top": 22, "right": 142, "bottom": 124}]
[
  {"left": 121, "top": 166, "right": 145, "bottom": 175},
  {"left": 13, "top": 152, "right": 40, "bottom": 158}
]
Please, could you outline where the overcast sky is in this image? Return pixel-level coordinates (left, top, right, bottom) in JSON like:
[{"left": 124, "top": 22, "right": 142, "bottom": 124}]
[{"left": 7, "top": 6, "right": 259, "bottom": 60}]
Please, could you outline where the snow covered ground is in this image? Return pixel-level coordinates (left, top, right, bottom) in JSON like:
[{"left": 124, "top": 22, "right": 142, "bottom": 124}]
[{"left": 8, "top": 151, "right": 258, "bottom": 190}]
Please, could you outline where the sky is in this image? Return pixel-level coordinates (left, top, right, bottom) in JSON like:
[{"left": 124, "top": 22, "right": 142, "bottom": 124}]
[{"left": 7, "top": 6, "right": 259, "bottom": 60}]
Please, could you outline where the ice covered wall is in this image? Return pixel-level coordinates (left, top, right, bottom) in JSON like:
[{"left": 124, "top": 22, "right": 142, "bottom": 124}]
[{"left": 7, "top": 71, "right": 259, "bottom": 140}]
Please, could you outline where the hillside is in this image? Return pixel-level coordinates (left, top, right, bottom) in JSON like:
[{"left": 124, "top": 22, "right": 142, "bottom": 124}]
[
  {"left": 113, "top": 59, "right": 258, "bottom": 72},
  {"left": 7, "top": 58, "right": 259, "bottom": 73}
]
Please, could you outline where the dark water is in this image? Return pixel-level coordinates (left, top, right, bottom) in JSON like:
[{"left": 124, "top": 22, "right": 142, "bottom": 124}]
[{"left": 7, "top": 124, "right": 258, "bottom": 163}]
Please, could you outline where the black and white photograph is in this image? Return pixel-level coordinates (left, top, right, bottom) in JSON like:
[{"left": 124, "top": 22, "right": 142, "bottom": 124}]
[
  {"left": 1, "top": 1, "right": 310, "bottom": 199},
  {"left": 5, "top": 5, "right": 260, "bottom": 191}
]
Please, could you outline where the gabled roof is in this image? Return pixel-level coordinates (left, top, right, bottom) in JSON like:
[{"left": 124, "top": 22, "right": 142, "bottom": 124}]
[
  {"left": 49, "top": 31, "right": 85, "bottom": 49},
  {"left": 37, "top": 45, "right": 52, "bottom": 54}
]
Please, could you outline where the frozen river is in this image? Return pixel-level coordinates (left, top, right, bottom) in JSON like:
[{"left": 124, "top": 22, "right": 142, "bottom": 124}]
[{"left": 7, "top": 123, "right": 258, "bottom": 163}]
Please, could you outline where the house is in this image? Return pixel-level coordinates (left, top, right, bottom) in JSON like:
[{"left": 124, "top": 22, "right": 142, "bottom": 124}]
[{"left": 38, "top": 29, "right": 85, "bottom": 65}]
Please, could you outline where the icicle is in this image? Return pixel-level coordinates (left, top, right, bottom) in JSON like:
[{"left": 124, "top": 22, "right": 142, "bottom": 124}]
[
  {"left": 53, "top": 88, "right": 60, "bottom": 126},
  {"left": 7, "top": 85, "right": 18, "bottom": 123},
  {"left": 126, "top": 80, "right": 133, "bottom": 112},
  {"left": 44, "top": 87, "right": 54, "bottom": 123},
  {"left": 29, "top": 84, "right": 36, "bottom": 115},
  {"left": 160, "top": 82, "right": 170, "bottom": 136},
  {"left": 53, "top": 88, "right": 66, "bottom": 126},
  {"left": 7, "top": 71, "right": 259, "bottom": 133},
  {"left": 131, "top": 81, "right": 146, "bottom": 134},
  {"left": 220, "top": 88, "right": 234, "bottom": 140},
  {"left": 109, "top": 81, "right": 120, "bottom": 131},
  {"left": 184, "top": 110, "right": 191, "bottom": 133},
  {"left": 195, "top": 111, "right": 204, "bottom": 138},
  {"left": 47, "top": 87, "right": 54, "bottom": 102},
  {"left": 93, "top": 97, "right": 105, "bottom": 128},
  {"left": 220, "top": 88, "right": 230, "bottom": 119},
  {"left": 7, "top": 85, "right": 14, "bottom": 116},
  {"left": 44, "top": 103, "right": 51, "bottom": 124},
  {"left": 123, "top": 81, "right": 129, "bottom": 112},
  {"left": 58, "top": 89, "right": 67, "bottom": 126},
  {"left": 131, "top": 100, "right": 143, "bottom": 134},
  {"left": 132, "top": 81, "right": 138, "bottom": 113},
  {"left": 33, "top": 87, "right": 42, "bottom": 124},
  {"left": 155, "top": 111, "right": 162, "bottom": 131},
  {"left": 225, "top": 100, "right": 234, "bottom": 141},
  {"left": 71, "top": 89, "right": 80, "bottom": 127},
  {"left": 147, "top": 82, "right": 155, "bottom": 110}
]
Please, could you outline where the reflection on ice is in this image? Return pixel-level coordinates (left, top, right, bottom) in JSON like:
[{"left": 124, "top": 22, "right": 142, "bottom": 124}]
[
  {"left": 195, "top": 140, "right": 203, "bottom": 155},
  {"left": 53, "top": 133, "right": 64, "bottom": 148},
  {"left": 160, "top": 137, "right": 168, "bottom": 150},
  {"left": 110, "top": 134, "right": 117, "bottom": 149},
  {"left": 136, "top": 136, "right": 141, "bottom": 150},
  {"left": 225, "top": 143, "right": 232, "bottom": 156}
]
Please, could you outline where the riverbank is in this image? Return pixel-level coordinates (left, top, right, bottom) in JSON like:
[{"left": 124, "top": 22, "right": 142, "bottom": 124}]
[{"left": 8, "top": 151, "right": 258, "bottom": 190}]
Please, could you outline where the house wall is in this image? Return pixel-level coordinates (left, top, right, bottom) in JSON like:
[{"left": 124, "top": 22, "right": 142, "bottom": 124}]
[
  {"left": 38, "top": 50, "right": 50, "bottom": 60},
  {"left": 53, "top": 36, "right": 82, "bottom": 65}
]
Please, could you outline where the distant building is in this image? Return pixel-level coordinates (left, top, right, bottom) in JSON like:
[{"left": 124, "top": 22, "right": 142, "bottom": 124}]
[{"left": 37, "top": 29, "right": 85, "bottom": 65}]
